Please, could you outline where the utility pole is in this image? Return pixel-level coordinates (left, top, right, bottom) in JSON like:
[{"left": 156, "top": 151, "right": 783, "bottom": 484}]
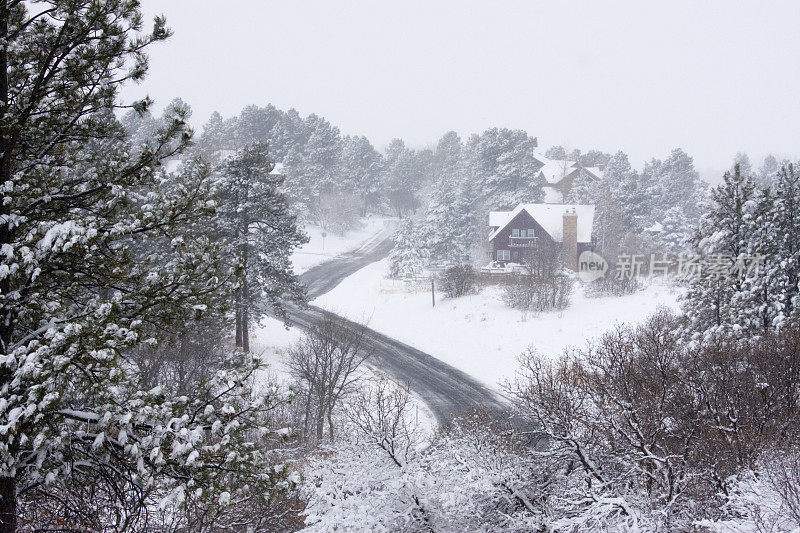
[{"left": 431, "top": 278, "right": 435, "bottom": 307}]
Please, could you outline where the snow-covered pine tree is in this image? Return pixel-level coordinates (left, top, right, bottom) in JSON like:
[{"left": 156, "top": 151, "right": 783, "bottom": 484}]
[
  {"left": 734, "top": 185, "right": 782, "bottom": 332},
  {"left": 682, "top": 164, "right": 758, "bottom": 336},
  {"left": 423, "top": 132, "right": 479, "bottom": 264},
  {"left": 214, "top": 142, "right": 307, "bottom": 351},
  {"left": 467, "top": 128, "right": 543, "bottom": 210},
  {"left": 757, "top": 154, "right": 781, "bottom": 188},
  {"left": 384, "top": 139, "right": 424, "bottom": 217},
  {"left": 0, "top": 4, "right": 296, "bottom": 529},
  {"left": 194, "top": 110, "right": 232, "bottom": 158},
  {"left": 545, "top": 145, "right": 568, "bottom": 160},
  {"left": 643, "top": 149, "right": 703, "bottom": 251},
  {"left": 303, "top": 113, "right": 344, "bottom": 196},
  {"left": 769, "top": 163, "right": 800, "bottom": 323},
  {"left": 592, "top": 151, "right": 649, "bottom": 253},
  {"left": 340, "top": 135, "right": 383, "bottom": 216},
  {"left": 734, "top": 151, "right": 754, "bottom": 178},
  {"left": 577, "top": 149, "right": 611, "bottom": 168},
  {"left": 567, "top": 167, "right": 601, "bottom": 204},
  {"left": 389, "top": 218, "right": 429, "bottom": 278}
]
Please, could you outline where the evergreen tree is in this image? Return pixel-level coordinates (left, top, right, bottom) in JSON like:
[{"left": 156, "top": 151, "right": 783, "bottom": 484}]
[
  {"left": 214, "top": 142, "right": 307, "bottom": 352},
  {"left": 734, "top": 152, "right": 754, "bottom": 178},
  {"left": 643, "top": 149, "right": 703, "bottom": 250},
  {"left": 384, "top": 139, "right": 423, "bottom": 217},
  {"left": 682, "top": 164, "right": 758, "bottom": 336},
  {"left": 424, "top": 132, "right": 477, "bottom": 263},
  {"left": 0, "top": 4, "right": 295, "bottom": 529},
  {"left": 389, "top": 219, "right": 429, "bottom": 278},
  {"left": 545, "top": 145, "right": 567, "bottom": 160},
  {"left": 577, "top": 149, "right": 612, "bottom": 167},
  {"left": 466, "top": 128, "right": 543, "bottom": 210},
  {"left": 592, "top": 151, "right": 649, "bottom": 252},
  {"left": 340, "top": 135, "right": 383, "bottom": 216},
  {"left": 757, "top": 154, "right": 780, "bottom": 187},
  {"left": 770, "top": 163, "right": 800, "bottom": 322}
]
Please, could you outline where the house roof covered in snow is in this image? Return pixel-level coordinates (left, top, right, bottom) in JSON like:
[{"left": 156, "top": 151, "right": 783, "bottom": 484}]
[
  {"left": 582, "top": 166, "right": 604, "bottom": 180},
  {"left": 538, "top": 161, "right": 579, "bottom": 184},
  {"left": 488, "top": 203, "right": 595, "bottom": 243}
]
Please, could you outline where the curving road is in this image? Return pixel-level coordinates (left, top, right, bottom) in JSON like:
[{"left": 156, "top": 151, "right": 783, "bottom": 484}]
[{"left": 285, "top": 230, "right": 508, "bottom": 424}]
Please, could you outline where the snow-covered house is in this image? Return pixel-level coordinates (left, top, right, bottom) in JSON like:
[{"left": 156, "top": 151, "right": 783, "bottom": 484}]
[
  {"left": 532, "top": 152, "right": 604, "bottom": 203},
  {"left": 487, "top": 203, "right": 595, "bottom": 271}
]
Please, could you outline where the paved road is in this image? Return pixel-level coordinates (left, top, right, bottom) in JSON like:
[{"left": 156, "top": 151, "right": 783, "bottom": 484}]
[{"left": 287, "top": 230, "right": 508, "bottom": 424}]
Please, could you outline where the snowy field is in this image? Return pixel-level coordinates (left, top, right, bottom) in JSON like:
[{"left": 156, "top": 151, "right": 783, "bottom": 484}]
[
  {"left": 312, "top": 259, "right": 683, "bottom": 390},
  {"left": 291, "top": 216, "right": 391, "bottom": 273}
]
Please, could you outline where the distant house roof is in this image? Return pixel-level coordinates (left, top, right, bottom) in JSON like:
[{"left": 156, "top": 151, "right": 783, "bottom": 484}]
[
  {"left": 538, "top": 162, "right": 579, "bottom": 185},
  {"left": 582, "top": 166, "right": 604, "bottom": 180},
  {"left": 488, "top": 203, "right": 595, "bottom": 243},
  {"left": 533, "top": 151, "right": 605, "bottom": 185}
]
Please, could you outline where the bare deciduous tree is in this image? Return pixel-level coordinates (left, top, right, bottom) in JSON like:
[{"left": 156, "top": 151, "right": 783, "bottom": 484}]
[{"left": 288, "top": 315, "right": 372, "bottom": 442}]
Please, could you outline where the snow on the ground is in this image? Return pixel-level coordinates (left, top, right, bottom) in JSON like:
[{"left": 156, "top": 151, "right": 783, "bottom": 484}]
[
  {"left": 292, "top": 217, "right": 391, "bottom": 273},
  {"left": 312, "top": 258, "right": 683, "bottom": 390},
  {"left": 251, "top": 316, "right": 304, "bottom": 387}
]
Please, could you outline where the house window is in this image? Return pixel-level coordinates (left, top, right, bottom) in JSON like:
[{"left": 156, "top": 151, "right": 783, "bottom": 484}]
[
  {"left": 512, "top": 251, "right": 519, "bottom": 261},
  {"left": 497, "top": 250, "right": 510, "bottom": 261},
  {"left": 511, "top": 229, "right": 520, "bottom": 237}
]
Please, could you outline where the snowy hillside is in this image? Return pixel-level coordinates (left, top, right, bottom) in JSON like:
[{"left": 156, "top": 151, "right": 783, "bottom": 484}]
[{"left": 312, "top": 259, "right": 683, "bottom": 389}]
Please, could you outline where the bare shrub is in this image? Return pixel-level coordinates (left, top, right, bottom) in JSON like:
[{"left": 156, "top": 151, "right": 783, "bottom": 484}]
[
  {"left": 288, "top": 314, "right": 373, "bottom": 442},
  {"left": 502, "top": 242, "right": 574, "bottom": 311},
  {"left": 346, "top": 377, "right": 420, "bottom": 467},
  {"left": 440, "top": 264, "right": 477, "bottom": 298},
  {"left": 503, "top": 274, "right": 573, "bottom": 311},
  {"left": 583, "top": 272, "right": 641, "bottom": 297},
  {"left": 130, "top": 316, "right": 234, "bottom": 396}
]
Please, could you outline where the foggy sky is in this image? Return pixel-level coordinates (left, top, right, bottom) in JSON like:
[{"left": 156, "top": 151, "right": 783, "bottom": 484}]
[{"left": 122, "top": 1, "right": 800, "bottom": 181}]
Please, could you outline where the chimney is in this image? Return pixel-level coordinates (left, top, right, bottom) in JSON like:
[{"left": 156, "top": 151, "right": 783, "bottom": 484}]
[{"left": 563, "top": 209, "right": 578, "bottom": 271}]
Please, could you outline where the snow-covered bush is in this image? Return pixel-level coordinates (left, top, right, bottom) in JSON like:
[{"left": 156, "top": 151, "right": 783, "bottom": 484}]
[
  {"left": 701, "top": 450, "right": 800, "bottom": 532},
  {"left": 439, "top": 264, "right": 477, "bottom": 298}
]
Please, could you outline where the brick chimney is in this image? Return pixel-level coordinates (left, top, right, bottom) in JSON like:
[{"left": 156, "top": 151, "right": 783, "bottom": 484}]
[{"left": 563, "top": 209, "right": 578, "bottom": 271}]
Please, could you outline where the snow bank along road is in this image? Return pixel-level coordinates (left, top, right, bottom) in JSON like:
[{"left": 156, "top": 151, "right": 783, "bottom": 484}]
[{"left": 284, "top": 234, "right": 508, "bottom": 424}]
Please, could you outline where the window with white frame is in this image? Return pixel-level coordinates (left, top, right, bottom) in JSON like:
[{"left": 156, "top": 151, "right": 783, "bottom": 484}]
[{"left": 497, "top": 250, "right": 510, "bottom": 261}]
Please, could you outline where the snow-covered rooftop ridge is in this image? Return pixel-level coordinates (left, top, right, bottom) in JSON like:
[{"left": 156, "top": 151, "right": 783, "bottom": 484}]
[
  {"left": 488, "top": 203, "right": 595, "bottom": 243},
  {"left": 538, "top": 161, "right": 578, "bottom": 184},
  {"left": 582, "top": 166, "right": 604, "bottom": 179},
  {"left": 532, "top": 152, "right": 581, "bottom": 184}
]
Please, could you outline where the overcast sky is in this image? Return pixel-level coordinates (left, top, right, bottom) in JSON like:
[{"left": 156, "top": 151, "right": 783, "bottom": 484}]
[{"left": 122, "top": 1, "right": 800, "bottom": 181}]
